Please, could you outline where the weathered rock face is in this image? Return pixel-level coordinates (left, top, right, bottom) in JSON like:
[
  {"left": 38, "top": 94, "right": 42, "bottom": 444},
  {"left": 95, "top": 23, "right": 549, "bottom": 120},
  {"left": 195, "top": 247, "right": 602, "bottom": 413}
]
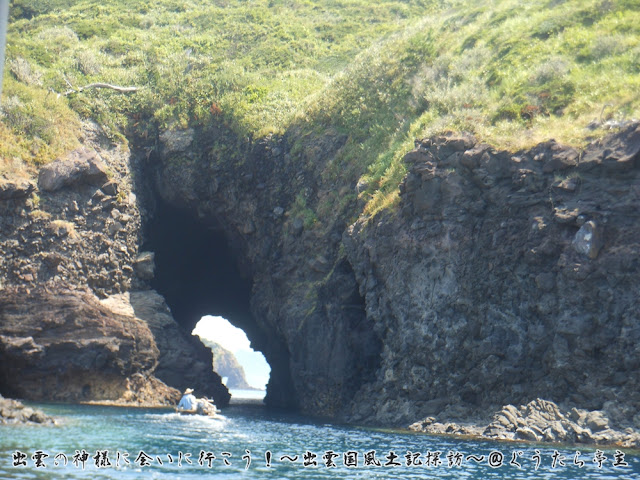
[
  {"left": 0, "top": 121, "right": 227, "bottom": 407},
  {"left": 2, "top": 111, "right": 639, "bottom": 436},
  {"left": 0, "top": 394, "right": 55, "bottom": 425},
  {"left": 145, "top": 122, "right": 640, "bottom": 431},
  {"left": 0, "top": 287, "right": 172, "bottom": 403},
  {"left": 201, "top": 340, "right": 254, "bottom": 390},
  {"left": 0, "top": 177, "right": 35, "bottom": 200},
  {"left": 410, "top": 398, "right": 640, "bottom": 448},
  {"left": 148, "top": 126, "right": 381, "bottom": 415},
  {"left": 107, "top": 290, "right": 230, "bottom": 406},
  {"left": 343, "top": 126, "right": 640, "bottom": 426},
  {"left": 37, "top": 147, "right": 110, "bottom": 192},
  {"left": 0, "top": 139, "right": 140, "bottom": 298}
]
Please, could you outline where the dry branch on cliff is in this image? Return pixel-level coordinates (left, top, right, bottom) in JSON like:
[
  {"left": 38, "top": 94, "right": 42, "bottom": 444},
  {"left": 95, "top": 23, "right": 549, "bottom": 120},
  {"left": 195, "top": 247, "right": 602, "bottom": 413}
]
[{"left": 63, "top": 82, "right": 140, "bottom": 96}]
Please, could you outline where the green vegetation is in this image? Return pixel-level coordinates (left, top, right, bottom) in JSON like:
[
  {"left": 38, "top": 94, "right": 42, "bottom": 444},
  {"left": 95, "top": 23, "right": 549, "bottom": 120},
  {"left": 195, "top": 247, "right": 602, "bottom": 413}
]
[
  {"left": 301, "top": 0, "right": 640, "bottom": 215},
  {"left": 2, "top": 0, "right": 639, "bottom": 217}
]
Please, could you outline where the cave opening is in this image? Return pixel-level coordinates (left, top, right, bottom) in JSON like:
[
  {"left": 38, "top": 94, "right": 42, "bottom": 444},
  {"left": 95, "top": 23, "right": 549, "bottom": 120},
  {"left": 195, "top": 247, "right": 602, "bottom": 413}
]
[
  {"left": 193, "top": 315, "right": 270, "bottom": 401},
  {"left": 143, "top": 199, "right": 290, "bottom": 408}
]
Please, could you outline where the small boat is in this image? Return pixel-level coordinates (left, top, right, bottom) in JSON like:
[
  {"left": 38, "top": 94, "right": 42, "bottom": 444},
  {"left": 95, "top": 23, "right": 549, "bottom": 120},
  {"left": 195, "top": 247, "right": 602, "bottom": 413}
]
[
  {"left": 175, "top": 398, "right": 220, "bottom": 418},
  {"left": 176, "top": 408, "right": 218, "bottom": 417}
]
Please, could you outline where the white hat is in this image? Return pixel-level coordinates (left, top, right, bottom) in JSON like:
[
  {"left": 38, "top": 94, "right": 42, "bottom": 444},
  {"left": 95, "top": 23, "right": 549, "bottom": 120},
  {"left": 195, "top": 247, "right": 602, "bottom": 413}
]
[{"left": 184, "top": 388, "right": 194, "bottom": 394}]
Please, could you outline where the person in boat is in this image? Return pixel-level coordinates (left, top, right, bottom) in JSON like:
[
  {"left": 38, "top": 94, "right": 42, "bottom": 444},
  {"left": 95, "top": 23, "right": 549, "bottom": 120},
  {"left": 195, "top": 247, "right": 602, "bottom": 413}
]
[
  {"left": 177, "top": 388, "right": 197, "bottom": 411},
  {"left": 176, "top": 388, "right": 219, "bottom": 416}
]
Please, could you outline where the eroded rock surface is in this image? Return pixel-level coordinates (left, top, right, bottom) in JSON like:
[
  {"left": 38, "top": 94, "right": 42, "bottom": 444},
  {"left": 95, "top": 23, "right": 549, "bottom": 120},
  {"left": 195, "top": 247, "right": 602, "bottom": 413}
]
[
  {"left": 0, "top": 177, "right": 35, "bottom": 200},
  {"left": 0, "top": 121, "right": 226, "bottom": 407},
  {"left": 104, "top": 290, "right": 230, "bottom": 406},
  {"left": 145, "top": 122, "right": 640, "bottom": 426},
  {"left": 1, "top": 115, "right": 639, "bottom": 429},
  {"left": 0, "top": 394, "right": 55, "bottom": 425},
  {"left": 0, "top": 286, "right": 177, "bottom": 404},
  {"left": 344, "top": 126, "right": 640, "bottom": 426},
  {"left": 410, "top": 398, "right": 640, "bottom": 448},
  {"left": 150, "top": 128, "right": 381, "bottom": 415},
  {"left": 38, "top": 147, "right": 109, "bottom": 192}
]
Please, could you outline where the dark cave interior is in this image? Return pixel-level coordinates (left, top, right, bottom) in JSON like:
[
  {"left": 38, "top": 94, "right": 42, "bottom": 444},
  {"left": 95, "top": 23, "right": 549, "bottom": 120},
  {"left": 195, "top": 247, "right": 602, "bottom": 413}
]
[
  {"left": 144, "top": 201, "right": 253, "bottom": 333},
  {"left": 143, "top": 200, "right": 295, "bottom": 409}
]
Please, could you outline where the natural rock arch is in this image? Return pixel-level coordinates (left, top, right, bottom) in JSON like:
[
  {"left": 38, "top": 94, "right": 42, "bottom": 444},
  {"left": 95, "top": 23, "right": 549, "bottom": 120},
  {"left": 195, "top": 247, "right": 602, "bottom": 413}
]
[
  {"left": 2, "top": 120, "right": 639, "bottom": 430},
  {"left": 143, "top": 199, "right": 296, "bottom": 408}
]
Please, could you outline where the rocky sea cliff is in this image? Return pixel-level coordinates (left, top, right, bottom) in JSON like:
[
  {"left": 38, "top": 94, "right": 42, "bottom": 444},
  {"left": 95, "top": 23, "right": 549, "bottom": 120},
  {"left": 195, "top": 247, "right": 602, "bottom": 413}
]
[{"left": 1, "top": 119, "right": 639, "bottom": 446}]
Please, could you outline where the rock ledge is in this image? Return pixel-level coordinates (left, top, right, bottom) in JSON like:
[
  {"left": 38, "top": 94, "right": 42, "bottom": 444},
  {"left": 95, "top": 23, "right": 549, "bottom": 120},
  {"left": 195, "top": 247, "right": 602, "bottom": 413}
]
[
  {"left": 0, "top": 395, "right": 55, "bottom": 425},
  {"left": 409, "top": 398, "right": 640, "bottom": 448}
]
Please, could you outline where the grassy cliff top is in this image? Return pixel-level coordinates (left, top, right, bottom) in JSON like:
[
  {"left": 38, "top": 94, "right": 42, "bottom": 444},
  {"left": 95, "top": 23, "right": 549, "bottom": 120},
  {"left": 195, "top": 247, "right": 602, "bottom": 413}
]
[{"left": 2, "top": 0, "right": 639, "bottom": 212}]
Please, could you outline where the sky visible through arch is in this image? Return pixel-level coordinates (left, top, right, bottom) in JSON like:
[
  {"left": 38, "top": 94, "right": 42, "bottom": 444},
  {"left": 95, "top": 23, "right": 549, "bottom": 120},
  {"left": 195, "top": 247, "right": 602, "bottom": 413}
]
[{"left": 193, "top": 315, "right": 270, "bottom": 390}]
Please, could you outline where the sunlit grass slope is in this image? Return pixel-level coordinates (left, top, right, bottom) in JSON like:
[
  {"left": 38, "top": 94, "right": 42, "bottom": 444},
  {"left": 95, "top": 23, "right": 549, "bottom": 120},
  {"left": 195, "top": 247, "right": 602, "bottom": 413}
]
[
  {"left": 2, "top": 0, "right": 640, "bottom": 215},
  {"left": 300, "top": 0, "right": 640, "bottom": 215},
  {"left": 3, "top": 0, "right": 435, "bottom": 164}
]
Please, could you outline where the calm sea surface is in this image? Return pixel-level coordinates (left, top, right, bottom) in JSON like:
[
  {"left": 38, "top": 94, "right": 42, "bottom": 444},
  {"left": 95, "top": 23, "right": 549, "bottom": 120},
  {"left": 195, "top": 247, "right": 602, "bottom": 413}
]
[{"left": 1, "top": 394, "right": 639, "bottom": 479}]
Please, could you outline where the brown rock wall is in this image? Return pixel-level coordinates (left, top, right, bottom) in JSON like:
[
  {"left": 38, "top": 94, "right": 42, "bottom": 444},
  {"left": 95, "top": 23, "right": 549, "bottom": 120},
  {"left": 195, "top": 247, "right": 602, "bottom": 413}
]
[
  {"left": 0, "top": 122, "right": 225, "bottom": 407},
  {"left": 0, "top": 287, "right": 176, "bottom": 403}
]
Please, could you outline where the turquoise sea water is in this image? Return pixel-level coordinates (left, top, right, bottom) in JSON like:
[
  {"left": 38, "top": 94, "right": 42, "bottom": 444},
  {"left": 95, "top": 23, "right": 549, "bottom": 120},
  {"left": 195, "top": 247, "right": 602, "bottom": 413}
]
[{"left": 1, "top": 401, "right": 639, "bottom": 479}]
